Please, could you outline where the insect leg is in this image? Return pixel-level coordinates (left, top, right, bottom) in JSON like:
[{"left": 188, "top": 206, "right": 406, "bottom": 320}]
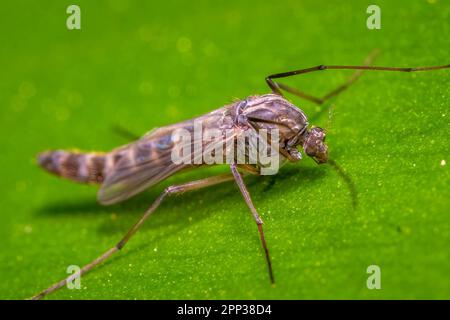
[
  {"left": 266, "top": 49, "right": 449, "bottom": 105},
  {"left": 230, "top": 163, "right": 275, "bottom": 284},
  {"left": 266, "top": 49, "right": 380, "bottom": 103},
  {"left": 112, "top": 124, "right": 141, "bottom": 141},
  {"left": 30, "top": 173, "right": 234, "bottom": 300}
]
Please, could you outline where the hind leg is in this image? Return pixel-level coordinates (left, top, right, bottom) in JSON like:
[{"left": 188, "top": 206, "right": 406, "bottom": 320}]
[
  {"left": 112, "top": 124, "right": 140, "bottom": 141},
  {"left": 30, "top": 173, "right": 234, "bottom": 300}
]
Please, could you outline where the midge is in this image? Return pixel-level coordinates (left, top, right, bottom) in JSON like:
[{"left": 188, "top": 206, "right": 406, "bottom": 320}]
[{"left": 32, "top": 50, "right": 449, "bottom": 299}]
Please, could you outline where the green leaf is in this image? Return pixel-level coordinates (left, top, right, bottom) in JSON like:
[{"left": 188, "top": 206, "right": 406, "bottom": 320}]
[{"left": 0, "top": 0, "right": 448, "bottom": 299}]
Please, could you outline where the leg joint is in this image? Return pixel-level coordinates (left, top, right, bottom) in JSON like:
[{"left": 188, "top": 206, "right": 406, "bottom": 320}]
[
  {"left": 116, "top": 241, "right": 125, "bottom": 250},
  {"left": 164, "top": 185, "right": 181, "bottom": 195}
]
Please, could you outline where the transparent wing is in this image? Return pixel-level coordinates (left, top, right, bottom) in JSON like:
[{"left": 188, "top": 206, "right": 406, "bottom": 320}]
[
  {"left": 97, "top": 134, "right": 187, "bottom": 205},
  {"left": 98, "top": 108, "right": 235, "bottom": 205}
]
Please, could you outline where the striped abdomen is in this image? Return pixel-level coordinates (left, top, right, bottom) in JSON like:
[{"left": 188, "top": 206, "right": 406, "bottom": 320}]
[{"left": 38, "top": 150, "right": 107, "bottom": 184}]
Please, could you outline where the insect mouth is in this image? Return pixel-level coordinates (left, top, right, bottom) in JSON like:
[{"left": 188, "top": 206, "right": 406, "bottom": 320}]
[
  {"left": 304, "top": 144, "right": 328, "bottom": 164},
  {"left": 313, "top": 147, "right": 328, "bottom": 164},
  {"left": 303, "top": 127, "right": 328, "bottom": 164}
]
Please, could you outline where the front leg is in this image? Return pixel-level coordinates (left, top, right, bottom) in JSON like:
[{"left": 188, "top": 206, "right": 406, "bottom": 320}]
[{"left": 230, "top": 163, "right": 275, "bottom": 284}]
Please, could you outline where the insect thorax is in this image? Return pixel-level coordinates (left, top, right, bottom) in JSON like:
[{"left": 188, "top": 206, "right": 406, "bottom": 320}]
[{"left": 231, "top": 94, "right": 309, "bottom": 161}]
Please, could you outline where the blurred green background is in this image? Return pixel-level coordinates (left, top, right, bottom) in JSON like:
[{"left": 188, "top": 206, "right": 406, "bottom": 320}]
[{"left": 0, "top": 0, "right": 448, "bottom": 299}]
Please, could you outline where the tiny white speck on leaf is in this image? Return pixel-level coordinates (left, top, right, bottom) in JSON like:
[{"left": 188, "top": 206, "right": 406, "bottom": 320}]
[{"left": 440, "top": 159, "right": 446, "bottom": 166}]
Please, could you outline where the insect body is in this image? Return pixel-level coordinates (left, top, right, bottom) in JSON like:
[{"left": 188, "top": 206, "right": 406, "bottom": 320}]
[
  {"left": 32, "top": 50, "right": 449, "bottom": 299},
  {"left": 38, "top": 94, "right": 327, "bottom": 205}
]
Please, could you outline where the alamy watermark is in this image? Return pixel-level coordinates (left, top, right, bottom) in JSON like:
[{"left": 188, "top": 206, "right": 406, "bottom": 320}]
[
  {"left": 66, "top": 265, "right": 81, "bottom": 290},
  {"left": 366, "top": 265, "right": 381, "bottom": 289},
  {"left": 66, "top": 5, "right": 81, "bottom": 30},
  {"left": 366, "top": 5, "right": 381, "bottom": 30}
]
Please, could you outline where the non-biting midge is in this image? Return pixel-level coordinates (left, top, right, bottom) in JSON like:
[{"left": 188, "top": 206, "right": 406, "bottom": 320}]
[{"left": 32, "top": 50, "right": 449, "bottom": 299}]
